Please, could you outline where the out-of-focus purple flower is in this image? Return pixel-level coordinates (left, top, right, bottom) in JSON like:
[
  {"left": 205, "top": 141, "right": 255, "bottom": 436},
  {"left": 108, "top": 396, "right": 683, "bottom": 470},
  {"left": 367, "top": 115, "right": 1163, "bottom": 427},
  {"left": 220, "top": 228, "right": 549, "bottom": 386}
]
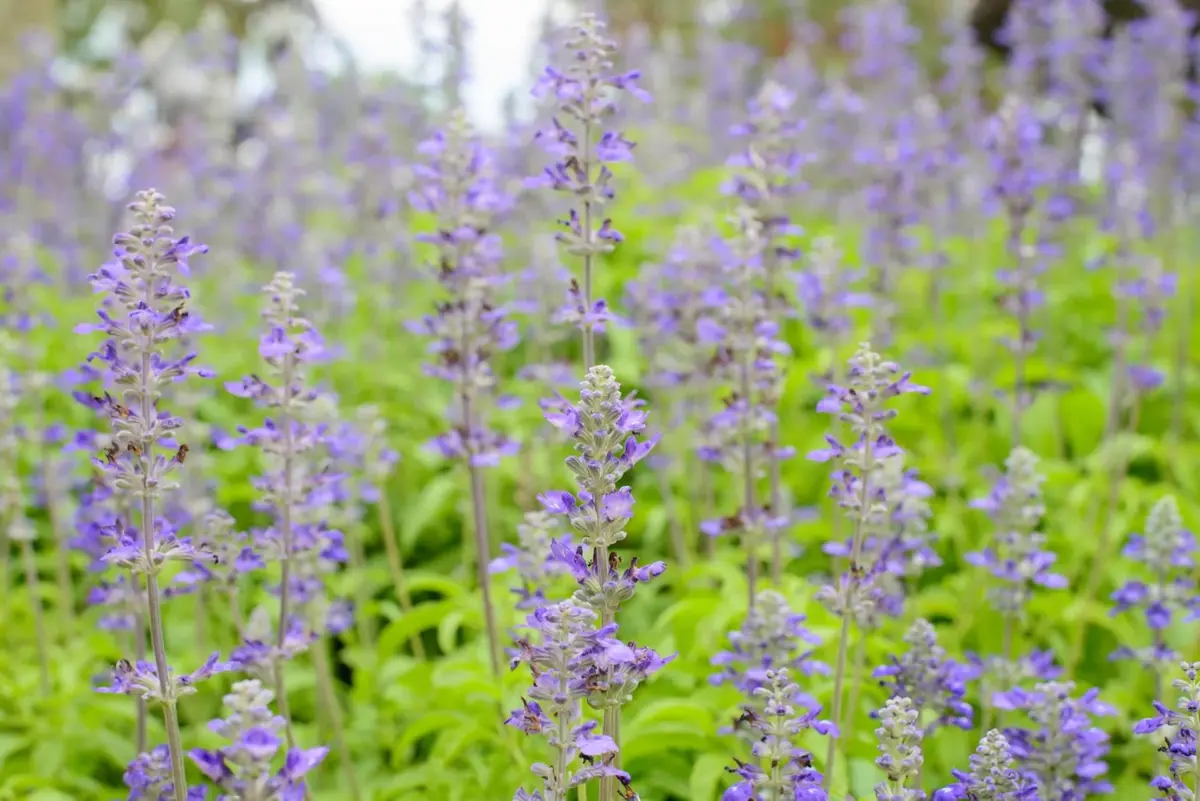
[
  {"left": 812, "top": 344, "right": 929, "bottom": 626},
  {"left": 1110, "top": 496, "right": 1197, "bottom": 667},
  {"left": 507, "top": 602, "right": 635, "bottom": 799},
  {"left": 720, "top": 669, "right": 831, "bottom": 801},
  {"left": 1133, "top": 661, "right": 1200, "bottom": 801},
  {"left": 994, "top": 681, "right": 1114, "bottom": 801},
  {"left": 875, "top": 619, "right": 973, "bottom": 734},
  {"left": 967, "top": 448, "right": 1065, "bottom": 618},
  {"left": 872, "top": 696, "right": 924, "bottom": 801},
  {"left": 491, "top": 511, "right": 574, "bottom": 609},
  {"left": 932, "top": 729, "right": 1038, "bottom": 801},
  {"left": 409, "top": 111, "right": 519, "bottom": 470},
  {"left": 189, "top": 679, "right": 327, "bottom": 799},
  {"left": 711, "top": 589, "right": 827, "bottom": 701},
  {"left": 225, "top": 272, "right": 349, "bottom": 718},
  {"left": 696, "top": 208, "right": 790, "bottom": 586},
  {"left": 124, "top": 745, "right": 208, "bottom": 801}
]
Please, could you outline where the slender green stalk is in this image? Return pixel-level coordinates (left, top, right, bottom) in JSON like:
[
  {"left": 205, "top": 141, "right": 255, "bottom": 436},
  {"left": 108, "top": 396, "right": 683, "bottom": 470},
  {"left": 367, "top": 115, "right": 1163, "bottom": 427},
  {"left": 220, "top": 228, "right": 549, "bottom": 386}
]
[
  {"left": 581, "top": 112, "right": 595, "bottom": 370},
  {"left": 313, "top": 637, "right": 361, "bottom": 800},
  {"left": 376, "top": 491, "right": 424, "bottom": 658},
  {"left": 823, "top": 434, "right": 875, "bottom": 788},
  {"left": 273, "top": 348, "right": 299, "bottom": 749},
  {"left": 41, "top": 456, "right": 74, "bottom": 638},
  {"left": 139, "top": 287, "right": 187, "bottom": 801},
  {"left": 346, "top": 521, "right": 374, "bottom": 648},
  {"left": 19, "top": 538, "right": 50, "bottom": 696},
  {"left": 468, "top": 459, "right": 500, "bottom": 676}
]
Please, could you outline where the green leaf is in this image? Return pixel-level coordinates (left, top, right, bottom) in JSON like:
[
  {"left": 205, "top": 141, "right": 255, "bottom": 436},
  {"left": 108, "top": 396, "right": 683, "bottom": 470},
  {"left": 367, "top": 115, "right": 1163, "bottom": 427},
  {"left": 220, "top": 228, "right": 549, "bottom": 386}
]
[{"left": 688, "top": 752, "right": 729, "bottom": 801}]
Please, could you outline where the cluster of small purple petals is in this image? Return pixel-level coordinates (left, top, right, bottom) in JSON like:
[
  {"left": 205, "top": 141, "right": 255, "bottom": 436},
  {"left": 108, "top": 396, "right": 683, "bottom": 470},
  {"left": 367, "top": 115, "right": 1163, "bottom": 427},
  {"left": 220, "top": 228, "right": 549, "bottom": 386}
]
[
  {"left": 124, "top": 746, "right": 207, "bottom": 801},
  {"left": 873, "top": 696, "right": 926, "bottom": 801},
  {"left": 625, "top": 223, "right": 726, "bottom": 391},
  {"left": 797, "top": 236, "right": 870, "bottom": 342},
  {"left": 823, "top": 453, "right": 940, "bottom": 619},
  {"left": 711, "top": 589, "right": 827, "bottom": 700},
  {"left": 491, "top": 511, "right": 574, "bottom": 610},
  {"left": 1133, "top": 661, "right": 1200, "bottom": 800},
  {"left": 537, "top": 365, "right": 658, "bottom": 554},
  {"left": 966, "top": 447, "right": 1066, "bottom": 618},
  {"left": 551, "top": 538, "right": 666, "bottom": 621},
  {"left": 76, "top": 188, "right": 210, "bottom": 522},
  {"left": 721, "top": 669, "right": 832, "bottom": 801},
  {"left": 932, "top": 729, "right": 1038, "bottom": 801},
  {"left": 696, "top": 206, "right": 788, "bottom": 547},
  {"left": 231, "top": 609, "right": 315, "bottom": 677},
  {"left": 994, "top": 681, "right": 1114, "bottom": 801},
  {"left": 874, "top": 619, "right": 973, "bottom": 734},
  {"left": 527, "top": 12, "right": 647, "bottom": 348},
  {"left": 223, "top": 268, "right": 343, "bottom": 652},
  {"left": 168, "top": 509, "right": 262, "bottom": 597},
  {"left": 506, "top": 601, "right": 634, "bottom": 800},
  {"left": 189, "top": 679, "right": 327, "bottom": 800},
  {"left": 0, "top": 350, "right": 35, "bottom": 548},
  {"left": 810, "top": 343, "right": 929, "bottom": 623},
  {"left": 1122, "top": 255, "right": 1177, "bottom": 393},
  {"left": 1110, "top": 496, "right": 1198, "bottom": 665},
  {"left": 724, "top": 78, "right": 806, "bottom": 267},
  {"left": 99, "top": 652, "right": 232, "bottom": 704},
  {"left": 408, "top": 109, "right": 519, "bottom": 469}
]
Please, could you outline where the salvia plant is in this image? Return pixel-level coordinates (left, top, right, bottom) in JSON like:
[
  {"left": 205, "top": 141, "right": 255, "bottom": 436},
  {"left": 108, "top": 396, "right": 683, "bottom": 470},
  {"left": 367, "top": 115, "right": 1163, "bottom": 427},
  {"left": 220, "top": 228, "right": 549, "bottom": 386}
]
[
  {"left": 528, "top": 11, "right": 648, "bottom": 368},
  {"left": 224, "top": 270, "right": 335, "bottom": 753},
  {"left": 78, "top": 189, "right": 220, "bottom": 800}
]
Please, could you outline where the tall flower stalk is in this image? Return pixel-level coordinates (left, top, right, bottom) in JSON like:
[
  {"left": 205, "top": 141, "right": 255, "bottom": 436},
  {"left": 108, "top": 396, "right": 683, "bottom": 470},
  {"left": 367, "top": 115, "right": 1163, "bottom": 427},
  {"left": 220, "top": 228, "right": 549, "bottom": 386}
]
[
  {"left": 967, "top": 447, "right": 1066, "bottom": 730},
  {"left": 225, "top": 271, "right": 332, "bottom": 748},
  {"left": 409, "top": 109, "right": 518, "bottom": 675},
  {"left": 725, "top": 80, "right": 804, "bottom": 585},
  {"left": 0, "top": 339, "right": 50, "bottom": 696},
  {"left": 807, "top": 342, "right": 929, "bottom": 786},
  {"left": 982, "top": 95, "right": 1049, "bottom": 449},
  {"left": 79, "top": 189, "right": 217, "bottom": 801},
  {"left": 873, "top": 697, "right": 926, "bottom": 801},
  {"left": 1134, "top": 661, "right": 1200, "bottom": 800},
  {"left": 528, "top": 12, "right": 648, "bottom": 369},
  {"left": 1110, "top": 496, "right": 1198, "bottom": 693},
  {"left": 698, "top": 206, "right": 786, "bottom": 606},
  {"left": 538, "top": 364, "right": 667, "bottom": 800}
]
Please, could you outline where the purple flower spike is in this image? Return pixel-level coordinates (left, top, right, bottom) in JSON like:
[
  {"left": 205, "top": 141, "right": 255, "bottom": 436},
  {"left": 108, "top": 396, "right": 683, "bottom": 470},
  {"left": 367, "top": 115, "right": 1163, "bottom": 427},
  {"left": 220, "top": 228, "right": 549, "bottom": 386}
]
[
  {"left": 1110, "top": 496, "right": 1197, "bottom": 667},
  {"left": 193, "top": 679, "right": 327, "bottom": 797}
]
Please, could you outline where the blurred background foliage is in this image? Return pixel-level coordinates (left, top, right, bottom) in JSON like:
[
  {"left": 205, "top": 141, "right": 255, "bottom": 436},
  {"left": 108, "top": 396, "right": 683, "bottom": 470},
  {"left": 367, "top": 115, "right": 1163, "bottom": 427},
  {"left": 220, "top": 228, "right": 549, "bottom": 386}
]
[{"left": 0, "top": 0, "right": 976, "bottom": 93}]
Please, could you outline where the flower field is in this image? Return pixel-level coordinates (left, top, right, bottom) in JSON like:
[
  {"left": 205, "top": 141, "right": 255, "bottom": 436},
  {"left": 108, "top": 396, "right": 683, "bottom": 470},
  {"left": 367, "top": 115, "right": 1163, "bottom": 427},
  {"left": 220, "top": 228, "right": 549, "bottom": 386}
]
[{"left": 2, "top": 2, "right": 1200, "bottom": 800}]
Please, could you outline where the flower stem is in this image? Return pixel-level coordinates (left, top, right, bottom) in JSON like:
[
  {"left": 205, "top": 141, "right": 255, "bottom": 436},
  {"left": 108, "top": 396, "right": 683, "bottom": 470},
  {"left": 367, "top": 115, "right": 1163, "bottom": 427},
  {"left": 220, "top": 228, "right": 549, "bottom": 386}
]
[
  {"left": 1068, "top": 334, "right": 1138, "bottom": 678},
  {"left": 738, "top": 327, "right": 758, "bottom": 608},
  {"left": 313, "top": 636, "right": 361, "bottom": 800},
  {"left": 376, "top": 491, "right": 424, "bottom": 658},
  {"left": 132, "top": 572, "right": 148, "bottom": 754},
  {"left": 346, "top": 521, "right": 374, "bottom": 648},
  {"left": 581, "top": 112, "right": 595, "bottom": 370},
  {"left": 468, "top": 460, "right": 500, "bottom": 675},
  {"left": 19, "top": 538, "right": 49, "bottom": 695},
  {"left": 824, "top": 434, "right": 875, "bottom": 788},
  {"left": 41, "top": 457, "right": 74, "bottom": 638},
  {"left": 274, "top": 349, "right": 299, "bottom": 749},
  {"left": 140, "top": 328, "right": 187, "bottom": 801}
]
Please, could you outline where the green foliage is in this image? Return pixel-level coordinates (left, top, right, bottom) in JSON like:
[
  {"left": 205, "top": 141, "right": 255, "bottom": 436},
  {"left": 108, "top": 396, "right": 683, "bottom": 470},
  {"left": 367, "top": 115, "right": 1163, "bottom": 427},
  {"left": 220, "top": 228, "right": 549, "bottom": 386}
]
[{"left": 0, "top": 164, "right": 1197, "bottom": 800}]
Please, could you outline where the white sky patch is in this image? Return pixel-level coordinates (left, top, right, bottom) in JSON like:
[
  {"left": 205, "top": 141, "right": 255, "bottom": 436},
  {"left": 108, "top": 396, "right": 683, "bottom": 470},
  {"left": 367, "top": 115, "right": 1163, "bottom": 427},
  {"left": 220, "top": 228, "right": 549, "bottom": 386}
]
[{"left": 314, "top": 0, "right": 550, "bottom": 131}]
